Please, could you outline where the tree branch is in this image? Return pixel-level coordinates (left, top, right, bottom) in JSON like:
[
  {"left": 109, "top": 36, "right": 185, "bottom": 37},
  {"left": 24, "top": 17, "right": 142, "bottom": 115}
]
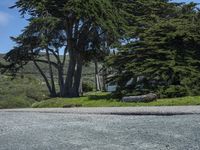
[
  {"left": 34, "top": 59, "right": 58, "bottom": 68},
  {"left": 33, "top": 60, "right": 52, "bottom": 94}
]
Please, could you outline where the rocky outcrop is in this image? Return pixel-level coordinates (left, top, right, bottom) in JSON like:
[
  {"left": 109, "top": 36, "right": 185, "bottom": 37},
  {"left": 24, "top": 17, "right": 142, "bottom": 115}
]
[{"left": 122, "top": 93, "right": 157, "bottom": 103}]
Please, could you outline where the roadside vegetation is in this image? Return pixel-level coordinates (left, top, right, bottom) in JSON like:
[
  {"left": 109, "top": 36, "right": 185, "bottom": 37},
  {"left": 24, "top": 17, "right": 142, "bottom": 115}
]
[
  {"left": 0, "top": 75, "right": 48, "bottom": 109},
  {"left": 32, "top": 92, "right": 200, "bottom": 108},
  {"left": 1, "top": 0, "right": 200, "bottom": 109},
  {"left": 1, "top": 78, "right": 200, "bottom": 109}
]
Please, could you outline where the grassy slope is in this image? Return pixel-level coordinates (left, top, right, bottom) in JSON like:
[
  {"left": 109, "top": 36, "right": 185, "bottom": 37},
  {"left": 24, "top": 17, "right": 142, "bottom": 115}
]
[
  {"left": 0, "top": 53, "right": 96, "bottom": 88},
  {"left": 32, "top": 92, "right": 200, "bottom": 108},
  {"left": 0, "top": 75, "right": 48, "bottom": 109},
  {"left": 0, "top": 53, "right": 95, "bottom": 109}
]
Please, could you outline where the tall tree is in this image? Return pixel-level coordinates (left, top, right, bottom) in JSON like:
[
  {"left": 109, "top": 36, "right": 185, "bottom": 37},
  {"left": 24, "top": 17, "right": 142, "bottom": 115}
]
[
  {"left": 2, "top": 0, "right": 126, "bottom": 97},
  {"left": 108, "top": 1, "right": 200, "bottom": 98}
]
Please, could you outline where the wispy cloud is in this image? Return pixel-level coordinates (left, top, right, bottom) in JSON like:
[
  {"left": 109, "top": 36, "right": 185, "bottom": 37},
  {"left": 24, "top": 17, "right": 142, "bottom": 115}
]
[{"left": 0, "top": 11, "right": 11, "bottom": 26}]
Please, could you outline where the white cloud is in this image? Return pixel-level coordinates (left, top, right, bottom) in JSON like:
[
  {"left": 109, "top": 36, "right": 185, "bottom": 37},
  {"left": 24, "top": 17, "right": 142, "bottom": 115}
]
[{"left": 0, "top": 11, "right": 11, "bottom": 26}]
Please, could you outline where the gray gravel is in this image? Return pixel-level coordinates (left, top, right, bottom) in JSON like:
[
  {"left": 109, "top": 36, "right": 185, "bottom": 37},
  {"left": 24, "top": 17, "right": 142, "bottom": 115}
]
[
  {"left": 1, "top": 106, "right": 200, "bottom": 115},
  {"left": 0, "top": 110, "right": 200, "bottom": 150}
]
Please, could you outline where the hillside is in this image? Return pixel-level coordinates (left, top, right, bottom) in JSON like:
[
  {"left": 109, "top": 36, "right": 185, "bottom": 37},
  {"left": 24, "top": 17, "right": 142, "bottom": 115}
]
[
  {"left": 0, "top": 53, "right": 96, "bottom": 87},
  {"left": 0, "top": 53, "right": 98, "bottom": 108}
]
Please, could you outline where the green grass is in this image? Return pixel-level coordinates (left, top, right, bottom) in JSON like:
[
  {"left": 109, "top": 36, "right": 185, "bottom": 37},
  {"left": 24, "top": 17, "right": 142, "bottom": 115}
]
[
  {"left": 1, "top": 75, "right": 200, "bottom": 109},
  {"left": 0, "top": 96, "right": 34, "bottom": 109},
  {"left": 32, "top": 92, "right": 200, "bottom": 108},
  {"left": 0, "top": 75, "right": 48, "bottom": 109}
]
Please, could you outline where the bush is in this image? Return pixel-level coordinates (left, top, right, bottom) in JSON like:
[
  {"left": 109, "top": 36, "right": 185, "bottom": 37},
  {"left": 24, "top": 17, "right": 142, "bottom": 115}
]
[
  {"left": 0, "top": 75, "right": 49, "bottom": 108},
  {"left": 82, "top": 82, "right": 94, "bottom": 92},
  {"left": 181, "top": 77, "right": 200, "bottom": 96},
  {"left": 158, "top": 85, "right": 188, "bottom": 98},
  {"left": 26, "top": 87, "right": 48, "bottom": 101},
  {"left": 0, "top": 96, "right": 33, "bottom": 109}
]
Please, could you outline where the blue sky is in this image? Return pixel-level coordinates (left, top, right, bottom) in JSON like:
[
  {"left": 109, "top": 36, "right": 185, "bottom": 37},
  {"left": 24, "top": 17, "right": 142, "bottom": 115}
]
[
  {"left": 0, "top": 0, "right": 199, "bottom": 53},
  {"left": 0, "top": 0, "right": 28, "bottom": 53}
]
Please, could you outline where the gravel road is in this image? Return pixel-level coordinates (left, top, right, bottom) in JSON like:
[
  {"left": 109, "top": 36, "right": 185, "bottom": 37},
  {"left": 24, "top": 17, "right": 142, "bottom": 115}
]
[
  {"left": 1, "top": 106, "right": 200, "bottom": 115},
  {"left": 0, "top": 108, "right": 200, "bottom": 150}
]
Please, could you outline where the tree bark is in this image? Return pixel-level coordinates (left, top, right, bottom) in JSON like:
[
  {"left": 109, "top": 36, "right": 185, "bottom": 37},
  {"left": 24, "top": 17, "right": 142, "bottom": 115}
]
[
  {"left": 95, "top": 60, "right": 101, "bottom": 91},
  {"left": 102, "top": 66, "right": 107, "bottom": 92},
  {"left": 62, "top": 49, "right": 76, "bottom": 97},
  {"left": 58, "top": 64, "right": 64, "bottom": 97},
  {"left": 61, "top": 19, "right": 88, "bottom": 97},
  {"left": 46, "top": 49, "right": 57, "bottom": 97},
  {"left": 72, "top": 53, "right": 83, "bottom": 97}
]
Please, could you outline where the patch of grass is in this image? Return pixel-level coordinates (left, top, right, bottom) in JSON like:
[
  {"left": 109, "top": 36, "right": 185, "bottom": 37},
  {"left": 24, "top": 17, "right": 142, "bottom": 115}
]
[
  {"left": 1, "top": 76, "right": 200, "bottom": 109},
  {"left": 32, "top": 92, "right": 200, "bottom": 108},
  {"left": 0, "top": 96, "right": 34, "bottom": 109},
  {"left": 0, "top": 75, "right": 48, "bottom": 109}
]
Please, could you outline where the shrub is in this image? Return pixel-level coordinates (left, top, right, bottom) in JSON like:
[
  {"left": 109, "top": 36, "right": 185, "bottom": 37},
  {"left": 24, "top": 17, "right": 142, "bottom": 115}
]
[
  {"left": 0, "top": 75, "right": 49, "bottom": 108},
  {"left": 158, "top": 85, "right": 188, "bottom": 98},
  {"left": 25, "top": 87, "right": 48, "bottom": 101},
  {"left": 0, "top": 95, "right": 33, "bottom": 109},
  {"left": 82, "top": 82, "right": 94, "bottom": 92}
]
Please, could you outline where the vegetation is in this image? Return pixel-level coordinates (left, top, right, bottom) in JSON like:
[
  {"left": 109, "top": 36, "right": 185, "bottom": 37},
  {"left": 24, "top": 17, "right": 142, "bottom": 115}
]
[
  {"left": 82, "top": 82, "right": 94, "bottom": 93},
  {"left": 2, "top": 0, "right": 125, "bottom": 98},
  {"left": 107, "top": 1, "right": 200, "bottom": 98},
  {"left": 32, "top": 92, "right": 200, "bottom": 108},
  {"left": 1, "top": 0, "right": 200, "bottom": 109},
  {"left": 1, "top": 79, "right": 200, "bottom": 109},
  {"left": 0, "top": 75, "right": 48, "bottom": 109}
]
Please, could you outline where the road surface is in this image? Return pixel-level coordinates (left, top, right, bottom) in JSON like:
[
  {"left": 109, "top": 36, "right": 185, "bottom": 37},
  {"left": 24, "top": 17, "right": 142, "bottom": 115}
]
[{"left": 0, "top": 108, "right": 200, "bottom": 150}]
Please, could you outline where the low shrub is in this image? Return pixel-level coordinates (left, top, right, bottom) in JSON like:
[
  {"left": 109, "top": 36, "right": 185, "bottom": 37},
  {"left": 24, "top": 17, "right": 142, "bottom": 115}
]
[
  {"left": 82, "top": 82, "right": 94, "bottom": 92},
  {"left": 0, "top": 75, "right": 48, "bottom": 108},
  {"left": 158, "top": 85, "right": 188, "bottom": 98}
]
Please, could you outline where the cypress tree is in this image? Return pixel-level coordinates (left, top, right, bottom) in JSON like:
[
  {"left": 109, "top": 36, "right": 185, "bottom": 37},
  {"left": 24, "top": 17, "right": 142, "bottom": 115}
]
[
  {"left": 108, "top": 2, "right": 200, "bottom": 98},
  {"left": 2, "top": 0, "right": 126, "bottom": 97}
]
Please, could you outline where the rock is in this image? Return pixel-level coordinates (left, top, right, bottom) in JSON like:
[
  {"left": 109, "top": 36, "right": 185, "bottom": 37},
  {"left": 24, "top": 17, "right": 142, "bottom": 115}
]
[
  {"left": 63, "top": 104, "right": 82, "bottom": 108},
  {"left": 122, "top": 93, "right": 157, "bottom": 103}
]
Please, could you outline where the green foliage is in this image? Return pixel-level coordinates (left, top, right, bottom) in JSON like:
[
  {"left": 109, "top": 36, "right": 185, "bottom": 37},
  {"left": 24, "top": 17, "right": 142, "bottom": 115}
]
[
  {"left": 1, "top": 83, "right": 200, "bottom": 108},
  {"left": 7, "top": 0, "right": 126, "bottom": 64},
  {"left": 1, "top": 0, "right": 200, "bottom": 103},
  {"left": 0, "top": 75, "right": 48, "bottom": 108},
  {"left": 32, "top": 92, "right": 200, "bottom": 108},
  {"left": 108, "top": 1, "right": 200, "bottom": 98},
  {"left": 82, "top": 82, "right": 94, "bottom": 93},
  {"left": 0, "top": 95, "right": 34, "bottom": 109},
  {"left": 2, "top": 0, "right": 128, "bottom": 97},
  {"left": 159, "top": 85, "right": 188, "bottom": 98},
  {"left": 25, "top": 86, "right": 48, "bottom": 101}
]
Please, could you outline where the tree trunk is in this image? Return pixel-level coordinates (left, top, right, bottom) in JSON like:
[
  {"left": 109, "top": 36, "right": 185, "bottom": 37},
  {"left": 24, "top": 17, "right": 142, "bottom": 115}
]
[
  {"left": 95, "top": 60, "right": 101, "bottom": 91},
  {"left": 58, "top": 64, "right": 64, "bottom": 97},
  {"left": 46, "top": 49, "right": 57, "bottom": 97},
  {"left": 62, "top": 20, "right": 85, "bottom": 97},
  {"left": 72, "top": 53, "right": 83, "bottom": 97},
  {"left": 33, "top": 61, "right": 53, "bottom": 96},
  {"left": 62, "top": 49, "right": 83, "bottom": 98},
  {"left": 79, "top": 77, "right": 83, "bottom": 96},
  {"left": 102, "top": 66, "right": 107, "bottom": 92},
  {"left": 62, "top": 49, "right": 76, "bottom": 97}
]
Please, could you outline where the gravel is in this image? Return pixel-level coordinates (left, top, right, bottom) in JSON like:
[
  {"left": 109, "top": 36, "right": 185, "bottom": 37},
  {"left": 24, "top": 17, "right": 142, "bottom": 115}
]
[
  {"left": 0, "top": 109, "right": 200, "bottom": 150},
  {"left": 1, "top": 106, "right": 200, "bottom": 115}
]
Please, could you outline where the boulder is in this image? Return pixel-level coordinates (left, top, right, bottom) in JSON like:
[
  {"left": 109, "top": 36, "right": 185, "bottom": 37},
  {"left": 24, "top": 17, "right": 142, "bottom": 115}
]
[{"left": 122, "top": 93, "right": 157, "bottom": 103}]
